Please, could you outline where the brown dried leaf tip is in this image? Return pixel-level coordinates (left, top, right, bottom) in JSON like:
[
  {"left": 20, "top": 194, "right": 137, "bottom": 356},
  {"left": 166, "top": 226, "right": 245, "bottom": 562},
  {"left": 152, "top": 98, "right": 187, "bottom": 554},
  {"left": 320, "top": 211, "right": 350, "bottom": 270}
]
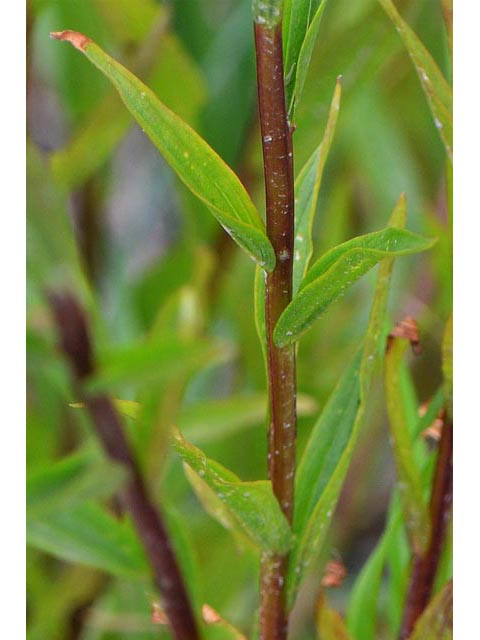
[
  {"left": 202, "top": 604, "right": 222, "bottom": 625},
  {"left": 388, "top": 316, "right": 421, "bottom": 355},
  {"left": 151, "top": 602, "right": 169, "bottom": 625},
  {"left": 50, "top": 30, "right": 92, "bottom": 51},
  {"left": 321, "top": 559, "right": 347, "bottom": 588},
  {"left": 420, "top": 403, "right": 445, "bottom": 444}
]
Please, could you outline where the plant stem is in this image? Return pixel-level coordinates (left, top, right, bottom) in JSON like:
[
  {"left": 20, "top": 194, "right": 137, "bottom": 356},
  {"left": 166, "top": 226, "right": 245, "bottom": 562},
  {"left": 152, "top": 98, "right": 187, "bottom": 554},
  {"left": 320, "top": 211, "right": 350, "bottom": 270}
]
[
  {"left": 254, "top": 15, "right": 296, "bottom": 640},
  {"left": 399, "top": 419, "right": 453, "bottom": 639},
  {"left": 48, "top": 293, "right": 201, "bottom": 640}
]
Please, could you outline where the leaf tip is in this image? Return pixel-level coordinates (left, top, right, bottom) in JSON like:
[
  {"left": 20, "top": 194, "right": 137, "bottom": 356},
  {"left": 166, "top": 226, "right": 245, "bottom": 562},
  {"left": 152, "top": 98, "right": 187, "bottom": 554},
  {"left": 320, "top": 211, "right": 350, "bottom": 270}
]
[
  {"left": 388, "top": 193, "right": 407, "bottom": 228},
  {"left": 50, "top": 30, "right": 92, "bottom": 52},
  {"left": 425, "top": 235, "right": 438, "bottom": 250}
]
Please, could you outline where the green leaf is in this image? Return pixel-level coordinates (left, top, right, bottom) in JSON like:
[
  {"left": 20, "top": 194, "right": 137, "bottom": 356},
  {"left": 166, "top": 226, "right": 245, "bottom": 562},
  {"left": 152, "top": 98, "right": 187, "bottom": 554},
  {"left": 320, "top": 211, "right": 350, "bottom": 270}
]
[
  {"left": 275, "top": 224, "right": 435, "bottom": 347},
  {"left": 385, "top": 337, "right": 430, "bottom": 555},
  {"left": 442, "top": 313, "right": 453, "bottom": 420},
  {"left": 52, "top": 24, "right": 207, "bottom": 189},
  {"left": 346, "top": 497, "right": 402, "bottom": 640},
  {"left": 283, "top": 0, "right": 328, "bottom": 117},
  {"left": 183, "top": 463, "right": 245, "bottom": 545},
  {"left": 88, "top": 336, "right": 233, "bottom": 392},
  {"left": 317, "top": 592, "right": 352, "bottom": 640},
  {"left": 286, "top": 195, "right": 408, "bottom": 606},
  {"left": 377, "top": 0, "right": 452, "bottom": 160},
  {"left": 254, "top": 265, "right": 268, "bottom": 376},
  {"left": 51, "top": 31, "right": 275, "bottom": 270},
  {"left": 409, "top": 580, "right": 453, "bottom": 640},
  {"left": 316, "top": 593, "right": 352, "bottom": 640},
  {"left": 172, "top": 430, "right": 292, "bottom": 555},
  {"left": 27, "top": 141, "right": 89, "bottom": 304},
  {"left": 293, "top": 76, "right": 342, "bottom": 294},
  {"left": 293, "top": 349, "right": 362, "bottom": 552},
  {"left": 27, "top": 503, "right": 147, "bottom": 578},
  {"left": 27, "top": 451, "right": 127, "bottom": 518}
]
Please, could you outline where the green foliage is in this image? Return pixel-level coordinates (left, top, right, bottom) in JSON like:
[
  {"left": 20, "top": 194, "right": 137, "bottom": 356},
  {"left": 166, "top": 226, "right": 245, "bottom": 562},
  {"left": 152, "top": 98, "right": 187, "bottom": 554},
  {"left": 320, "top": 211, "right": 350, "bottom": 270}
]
[
  {"left": 27, "top": 0, "right": 451, "bottom": 636},
  {"left": 377, "top": 0, "right": 452, "bottom": 160},
  {"left": 173, "top": 430, "right": 292, "bottom": 555},
  {"left": 53, "top": 32, "right": 275, "bottom": 270},
  {"left": 27, "top": 450, "right": 127, "bottom": 518},
  {"left": 346, "top": 496, "right": 402, "bottom": 639},
  {"left": 385, "top": 338, "right": 430, "bottom": 555},
  {"left": 27, "top": 503, "right": 148, "bottom": 579},
  {"left": 52, "top": 21, "right": 207, "bottom": 188},
  {"left": 286, "top": 196, "right": 410, "bottom": 605},
  {"left": 283, "top": 0, "right": 329, "bottom": 117},
  {"left": 88, "top": 335, "right": 232, "bottom": 392},
  {"left": 293, "top": 76, "right": 342, "bottom": 294},
  {"left": 275, "top": 226, "right": 435, "bottom": 346}
]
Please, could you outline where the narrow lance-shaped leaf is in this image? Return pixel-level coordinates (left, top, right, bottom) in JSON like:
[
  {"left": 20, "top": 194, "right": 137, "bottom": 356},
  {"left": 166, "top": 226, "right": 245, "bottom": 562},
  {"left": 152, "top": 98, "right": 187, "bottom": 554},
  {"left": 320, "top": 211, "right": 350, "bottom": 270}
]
[
  {"left": 27, "top": 450, "right": 127, "bottom": 518},
  {"left": 349, "top": 413, "right": 447, "bottom": 640},
  {"left": 183, "top": 463, "right": 247, "bottom": 548},
  {"left": 86, "top": 335, "right": 233, "bottom": 393},
  {"left": 385, "top": 336, "right": 430, "bottom": 555},
  {"left": 293, "top": 76, "right": 342, "bottom": 294},
  {"left": 50, "top": 31, "right": 275, "bottom": 271},
  {"left": 377, "top": 0, "right": 452, "bottom": 161},
  {"left": 283, "top": 0, "right": 329, "bottom": 117},
  {"left": 27, "top": 503, "right": 148, "bottom": 579},
  {"left": 275, "top": 225, "right": 436, "bottom": 347},
  {"left": 172, "top": 430, "right": 292, "bottom": 555},
  {"left": 346, "top": 495, "right": 403, "bottom": 640},
  {"left": 52, "top": 19, "right": 207, "bottom": 189},
  {"left": 286, "top": 195, "right": 409, "bottom": 605},
  {"left": 254, "top": 265, "right": 268, "bottom": 376}
]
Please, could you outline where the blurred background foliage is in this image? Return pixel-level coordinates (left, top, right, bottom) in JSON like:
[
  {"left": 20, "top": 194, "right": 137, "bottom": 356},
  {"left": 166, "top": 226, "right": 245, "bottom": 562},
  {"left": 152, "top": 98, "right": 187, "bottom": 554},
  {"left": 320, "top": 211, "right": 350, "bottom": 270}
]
[{"left": 27, "top": 0, "right": 451, "bottom": 638}]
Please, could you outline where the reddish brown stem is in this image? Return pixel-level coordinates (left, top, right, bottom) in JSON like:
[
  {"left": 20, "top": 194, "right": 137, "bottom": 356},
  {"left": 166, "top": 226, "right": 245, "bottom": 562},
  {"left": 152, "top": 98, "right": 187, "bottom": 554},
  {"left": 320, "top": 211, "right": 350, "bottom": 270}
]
[
  {"left": 48, "top": 293, "right": 201, "bottom": 640},
  {"left": 399, "top": 419, "right": 453, "bottom": 639},
  {"left": 254, "top": 20, "right": 296, "bottom": 640}
]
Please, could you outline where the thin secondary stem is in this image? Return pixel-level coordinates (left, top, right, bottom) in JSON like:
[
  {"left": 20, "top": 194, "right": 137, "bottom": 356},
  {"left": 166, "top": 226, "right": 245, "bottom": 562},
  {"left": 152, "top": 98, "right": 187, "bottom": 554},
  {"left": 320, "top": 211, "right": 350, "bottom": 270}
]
[
  {"left": 399, "top": 419, "right": 453, "bottom": 639},
  {"left": 49, "top": 293, "right": 201, "bottom": 640},
  {"left": 254, "top": 16, "right": 296, "bottom": 640}
]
